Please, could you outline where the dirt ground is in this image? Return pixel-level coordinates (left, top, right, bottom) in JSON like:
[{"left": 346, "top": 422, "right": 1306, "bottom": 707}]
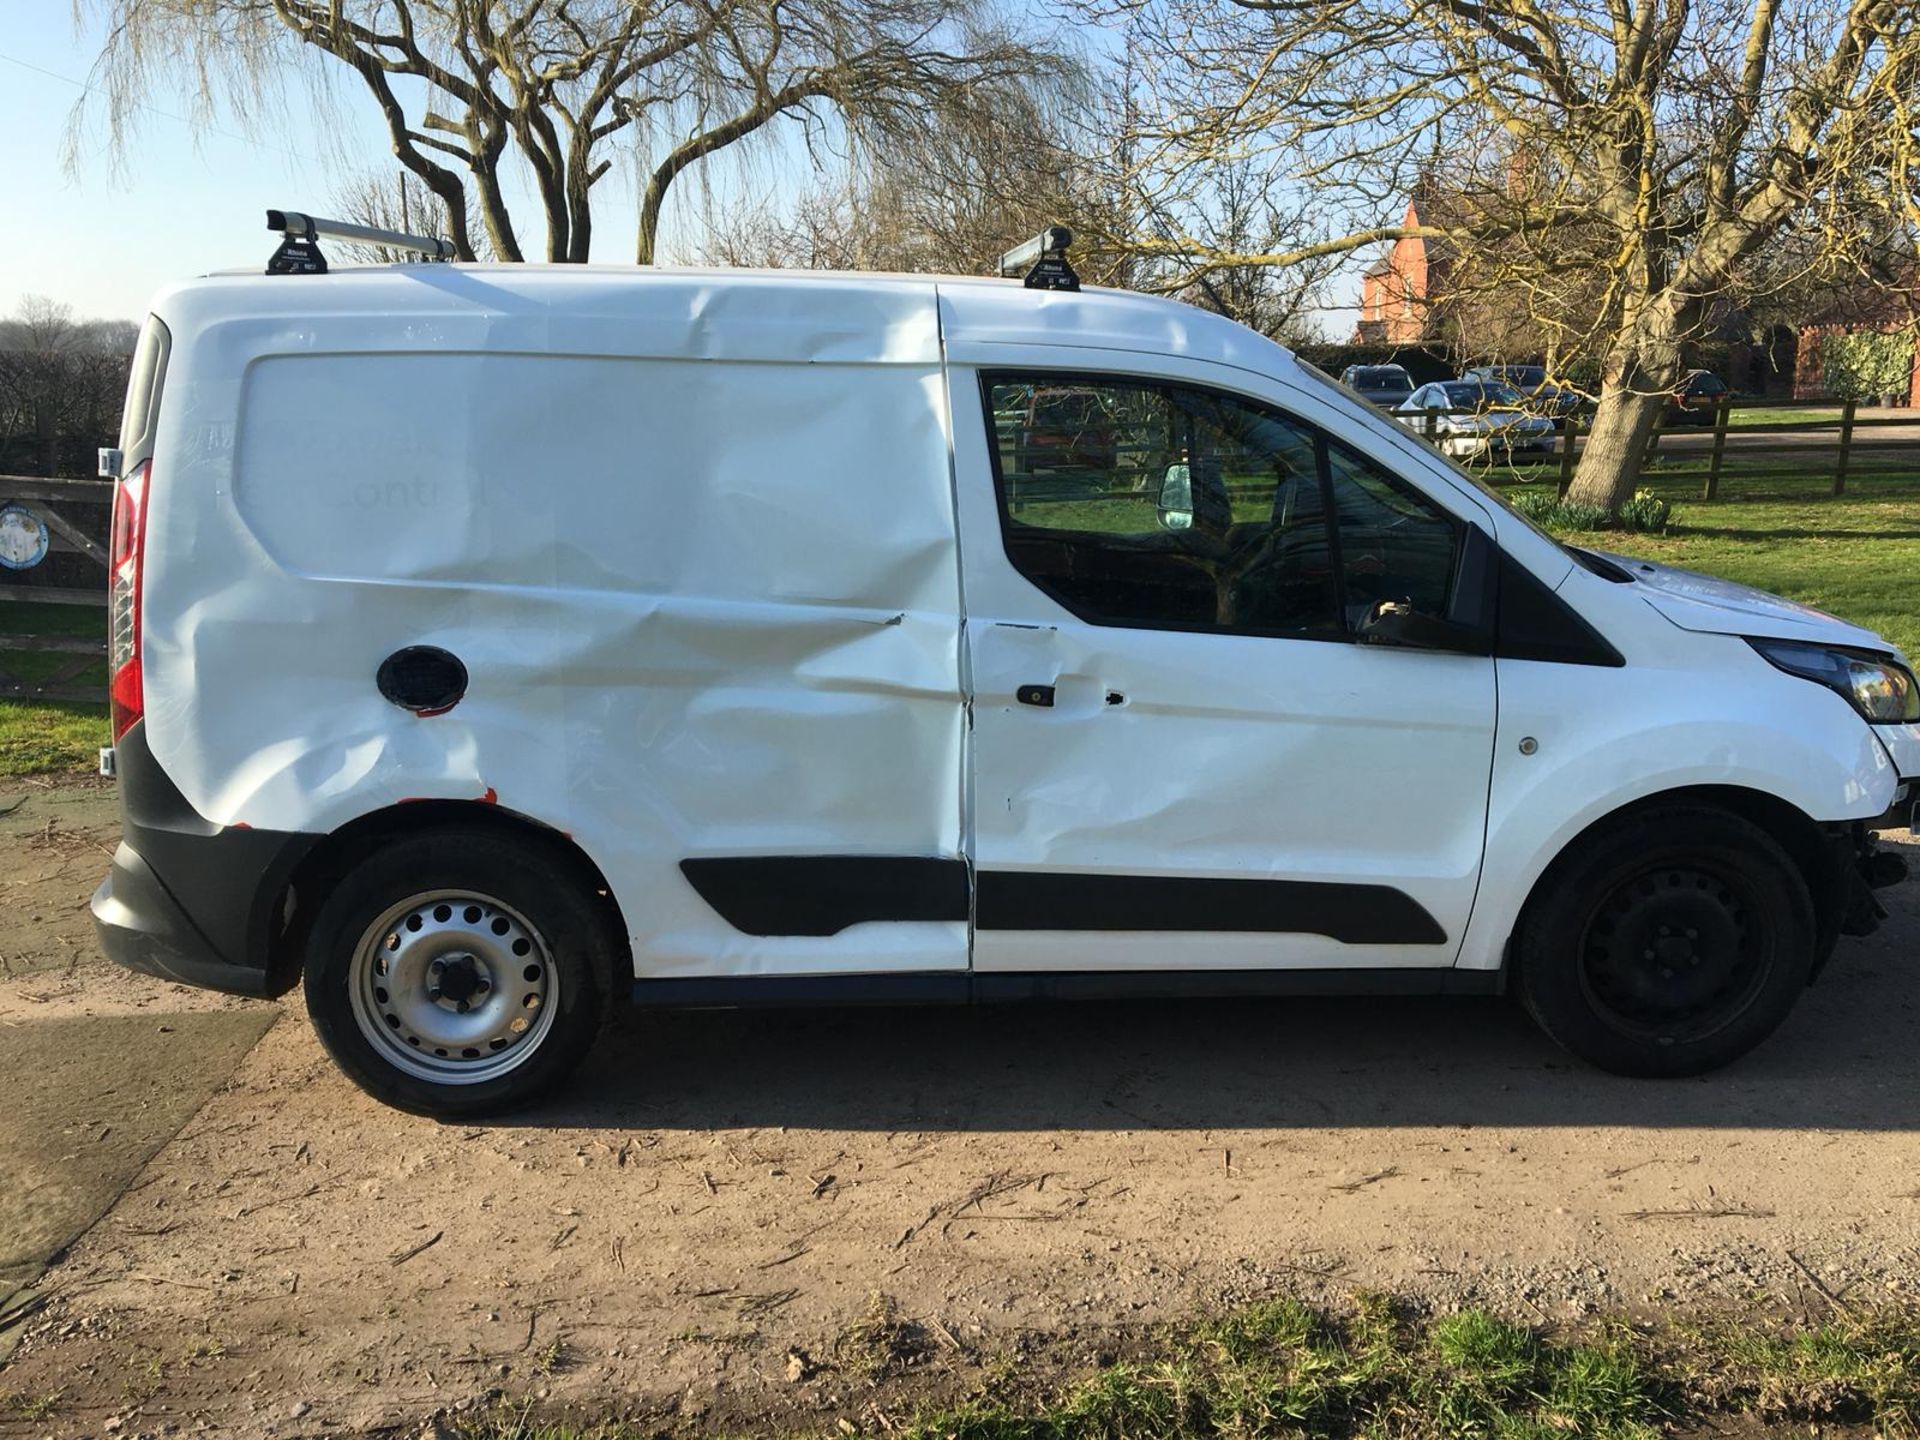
[{"left": 2, "top": 773, "right": 1919, "bottom": 1439}]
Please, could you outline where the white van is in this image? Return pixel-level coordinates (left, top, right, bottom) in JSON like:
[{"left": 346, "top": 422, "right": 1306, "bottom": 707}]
[{"left": 93, "top": 229, "right": 1917, "bottom": 1116}]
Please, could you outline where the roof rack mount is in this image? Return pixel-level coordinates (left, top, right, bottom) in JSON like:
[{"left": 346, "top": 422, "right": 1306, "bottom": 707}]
[
  {"left": 998, "top": 226, "right": 1079, "bottom": 292},
  {"left": 265, "top": 208, "right": 457, "bottom": 276}
]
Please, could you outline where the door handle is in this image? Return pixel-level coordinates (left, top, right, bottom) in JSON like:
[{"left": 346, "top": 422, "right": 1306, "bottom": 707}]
[{"left": 1015, "top": 684, "right": 1055, "bottom": 708}]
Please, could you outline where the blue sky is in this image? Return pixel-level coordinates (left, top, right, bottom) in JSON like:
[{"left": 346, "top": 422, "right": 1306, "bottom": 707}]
[
  {"left": 0, "top": 1, "right": 377, "bottom": 318},
  {"left": 0, "top": 1, "right": 1365, "bottom": 333},
  {"left": 0, "top": 1, "right": 773, "bottom": 320}
]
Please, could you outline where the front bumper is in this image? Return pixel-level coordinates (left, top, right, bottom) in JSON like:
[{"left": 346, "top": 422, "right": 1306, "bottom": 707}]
[
  {"left": 1862, "top": 772, "right": 1919, "bottom": 836},
  {"left": 92, "top": 722, "right": 316, "bottom": 998},
  {"left": 1873, "top": 722, "right": 1920, "bottom": 783}
]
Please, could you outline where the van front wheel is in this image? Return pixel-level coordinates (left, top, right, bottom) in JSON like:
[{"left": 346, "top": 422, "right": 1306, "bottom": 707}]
[
  {"left": 1515, "top": 807, "right": 1816, "bottom": 1076},
  {"left": 302, "top": 828, "right": 617, "bottom": 1117}
]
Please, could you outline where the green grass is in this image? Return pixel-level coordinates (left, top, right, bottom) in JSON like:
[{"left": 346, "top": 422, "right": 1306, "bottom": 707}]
[
  {"left": 0, "top": 1388, "right": 64, "bottom": 1422},
  {"left": 0, "top": 599, "right": 109, "bottom": 777},
  {"left": 439, "top": 1294, "right": 1920, "bottom": 1439},
  {"left": 1726, "top": 405, "right": 1845, "bottom": 427},
  {"left": 0, "top": 698, "right": 109, "bottom": 778},
  {"left": 897, "top": 1299, "right": 1669, "bottom": 1440}
]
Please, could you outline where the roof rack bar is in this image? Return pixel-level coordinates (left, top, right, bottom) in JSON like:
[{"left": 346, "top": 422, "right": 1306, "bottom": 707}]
[
  {"left": 264, "top": 208, "right": 456, "bottom": 275},
  {"left": 998, "top": 226, "right": 1079, "bottom": 292}
]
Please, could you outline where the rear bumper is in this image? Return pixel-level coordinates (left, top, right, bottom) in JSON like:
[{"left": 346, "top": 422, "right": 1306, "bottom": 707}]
[
  {"left": 93, "top": 845, "right": 274, "bottom": 997},
  {"left": 92, "top": 722, "right": 316, "bottom": 998}
]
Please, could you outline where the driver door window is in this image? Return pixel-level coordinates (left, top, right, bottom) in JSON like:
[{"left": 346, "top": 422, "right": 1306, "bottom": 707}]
[{"left": 983, "top": 373, "right": 1462, "bottom": 640}]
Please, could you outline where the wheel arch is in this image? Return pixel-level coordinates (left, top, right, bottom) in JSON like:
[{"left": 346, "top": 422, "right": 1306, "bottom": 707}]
[
  {"left": 261, "top": 800, "right": 632, "bottom": 997},
  {"left": 1505, "top": 783, "right": 1849, "bottom": 975}
]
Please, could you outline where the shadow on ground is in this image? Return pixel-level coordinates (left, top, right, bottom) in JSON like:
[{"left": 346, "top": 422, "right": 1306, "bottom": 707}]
[
  {"left": 522, "top": 922, "right": 1918, "bottom": 1134},
  {"left": 0, "top": 1009, "right": 276, "bottom": 1295}
]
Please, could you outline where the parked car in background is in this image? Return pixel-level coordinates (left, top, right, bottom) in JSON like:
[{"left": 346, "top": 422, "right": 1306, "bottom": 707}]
[
  {"left": 1462, "top": 365, "right": 1589, "bottom": 425},
  {"left": 1011, "top": 385, "right": 1121, "bottom": 474},
  {"left": 1339, "top": 364, "right": 1416, "bottom": 409},
  {"left": 1394, "top": 380, "right": 1558, "bottom": 458},
  {"left": 1668, "top": 369, "right": 1731, "bottom": 424}
]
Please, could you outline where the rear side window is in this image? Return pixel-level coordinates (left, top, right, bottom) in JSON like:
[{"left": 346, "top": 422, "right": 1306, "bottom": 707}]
[
  {"left": 982, "top": 372, "right": 1462, "bottom": 638},
  {"left": 119, "top": 316, "right": 169, "bottom": 460}
]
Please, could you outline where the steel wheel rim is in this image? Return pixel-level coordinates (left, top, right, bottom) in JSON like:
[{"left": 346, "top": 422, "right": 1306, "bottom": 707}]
[
  {"left": 347, "top": 889, "right": 558, "bottom": 1085},
  {"left": 1576, "top": 861, "right": 1770, "bottom": 1042}
]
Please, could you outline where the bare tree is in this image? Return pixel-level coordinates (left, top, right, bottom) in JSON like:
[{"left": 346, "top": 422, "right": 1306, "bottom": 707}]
[
  {"left": 78, "top": 0, "right": 1064, "bottom": 266},
  {"left": 1164, "top": 162, "right": 1345, "bottom": 341},
  {"left": 1094, "top": 0, "right": 1920, "bottom": 505},
  {"left": 329, "top": 169, "right": 495, "bottom": 262},
  {"left": 0, "top": 298, "right": 137, "bottom": 476},
  {"left": 701, "top": 81, "right": 1143, "bottom": 286},
  {"left": 701, "top": 78, "right": 1340, "bottom": 339}
]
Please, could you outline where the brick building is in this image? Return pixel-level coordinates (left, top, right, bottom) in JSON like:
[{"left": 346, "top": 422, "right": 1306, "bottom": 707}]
[{"left": 1354, "top": 197, "right": 1454, "bottom": 344}]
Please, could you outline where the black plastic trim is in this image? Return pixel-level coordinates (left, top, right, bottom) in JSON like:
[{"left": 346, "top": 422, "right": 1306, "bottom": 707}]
[
  {"left": 975, "top": 871, "right": 1448, "bottom": 944},
  {"left": 681, "top": 855, "right": 1448, "bottom": 945},
  {"left": 96, "top": 721, "right": 316, "bottom": 995},
  {"left": 1865, "top": 787, "right": 1918, "bottom": 834},
  {"left": 92, "top": 845, "right": 271, "bottom": 997},
  {"left": 679, "top": 856, "right": 970, "bottom": 936},
  {"left": 975, "top": 967, "right": 1499, "bottom": 999},
  {"left": 633, "top": 967, "right": 1500, "bottom": 1008},
  {"left": 1495, "top": 552, "right": 1625, "bottom": 666}
]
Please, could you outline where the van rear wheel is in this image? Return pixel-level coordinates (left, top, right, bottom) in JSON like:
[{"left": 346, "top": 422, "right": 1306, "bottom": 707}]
[
  {"left": 1514, "top": 806, "right": 1816, "bottom": 1076},
  {"left": 303, "top": 828, "right": 617, "bottom": 1117}
]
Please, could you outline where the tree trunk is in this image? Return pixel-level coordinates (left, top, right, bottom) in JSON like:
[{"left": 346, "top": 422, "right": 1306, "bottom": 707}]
[
  {"left": 636, "top": 175, "right": 667, "bottom": 265},
  {"left": 471, "top": 127, "right": 523, "bottom": 263},
  {"left": 565, "top": 165, "right": 593, "bottom": 263},
  {"left": 1565, "top": 299, "right": 1687, "bottom": 509},
  {"left": 1565, "top": 383, "right": 1669, "bottom": 508}
]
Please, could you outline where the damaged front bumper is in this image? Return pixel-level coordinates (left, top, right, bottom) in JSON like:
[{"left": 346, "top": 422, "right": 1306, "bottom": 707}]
[{"left": 1834, "top": 789, "right": 1913, "bottom": 942}]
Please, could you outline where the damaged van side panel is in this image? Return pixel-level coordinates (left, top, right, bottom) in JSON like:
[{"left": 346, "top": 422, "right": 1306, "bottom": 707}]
[{"left": 140, "top": 273, "right": 969, "bottom": 979}]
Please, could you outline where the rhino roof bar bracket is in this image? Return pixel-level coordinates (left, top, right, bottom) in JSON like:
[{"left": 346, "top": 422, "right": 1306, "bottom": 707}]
[
  {"left": 265, "top": 209, "right": 457, "bottom": 275},
  {"left": 998, "top": 226, "right": 1079, "bottom": 292}
]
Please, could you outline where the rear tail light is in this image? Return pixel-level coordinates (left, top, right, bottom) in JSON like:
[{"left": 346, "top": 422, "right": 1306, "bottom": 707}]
[{"left": 108, "top": 459, "right": 149, "bottom": 742}]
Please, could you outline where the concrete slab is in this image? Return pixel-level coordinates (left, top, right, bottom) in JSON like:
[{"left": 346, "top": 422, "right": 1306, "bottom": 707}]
[{"left": 0, "top": 1009, "right": 276, "bottom": 1293}]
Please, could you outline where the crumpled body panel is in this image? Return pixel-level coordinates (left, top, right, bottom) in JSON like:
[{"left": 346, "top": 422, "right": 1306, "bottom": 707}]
[{"left": 141, "top": 272, "right": 966, "bottom": 977}]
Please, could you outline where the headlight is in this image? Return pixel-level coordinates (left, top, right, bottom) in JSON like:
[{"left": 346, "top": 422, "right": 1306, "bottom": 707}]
[{"left": 1749, "top": 638, "right": 1920, "bottom": 722}]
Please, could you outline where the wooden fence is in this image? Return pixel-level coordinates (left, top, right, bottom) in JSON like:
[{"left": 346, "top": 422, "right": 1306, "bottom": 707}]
[
  {"left": 0, "top": 475, "right": 111, "bottom": 704},
  {"left": 1546, "top": 397, "right": 1920, "bottom": 498}
]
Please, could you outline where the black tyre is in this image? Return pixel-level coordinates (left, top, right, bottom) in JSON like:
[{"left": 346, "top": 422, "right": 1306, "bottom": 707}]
[
  {"left": 302, "top": 827, "right": 619, "bottom": 1118},
  {"left": 1514, "top": 806, "right": 1816, "bottom": 1076}
]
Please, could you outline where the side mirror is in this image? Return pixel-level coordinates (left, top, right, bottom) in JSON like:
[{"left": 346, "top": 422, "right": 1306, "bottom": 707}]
[
  {"left": 1158, "top": 457, "right": 1229, "bottom": 539},
  {"left": 1157, "top": 463, "right": 1194, "bottom": 530}
]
